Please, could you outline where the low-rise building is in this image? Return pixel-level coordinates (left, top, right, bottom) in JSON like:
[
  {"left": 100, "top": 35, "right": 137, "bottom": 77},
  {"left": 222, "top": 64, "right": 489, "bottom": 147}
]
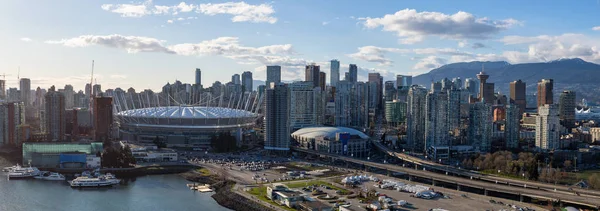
[
  {"left": 298, "top": 201, "right": 333, "bottom": 211},
  {"left": 292, "top": 127, "right": 370, "bottom": 158},
  {"left": 22, "top": 142, "right": 103, "bottom": 168}
]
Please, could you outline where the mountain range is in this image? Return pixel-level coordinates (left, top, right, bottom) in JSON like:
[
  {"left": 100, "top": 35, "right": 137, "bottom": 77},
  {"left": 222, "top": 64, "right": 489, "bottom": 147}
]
[{"left": 412, "top": 58, "right": 600, "bottom": 105}]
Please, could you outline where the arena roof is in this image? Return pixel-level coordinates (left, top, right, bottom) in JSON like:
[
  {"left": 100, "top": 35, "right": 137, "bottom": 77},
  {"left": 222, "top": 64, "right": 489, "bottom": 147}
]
[
  {"left": 116, "top": 106, "right": 257, "bottom": 119},
  {"left": 291, "top": 127, "right": 369, "bottom": 139}
]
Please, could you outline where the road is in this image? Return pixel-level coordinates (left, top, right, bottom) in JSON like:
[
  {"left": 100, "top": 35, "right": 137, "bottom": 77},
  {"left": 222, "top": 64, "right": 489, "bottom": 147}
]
[
  {"left": 371, "top": 140, "right": 600, "bottom": 198},
  {"left": 293, "top": 147, "right": 600, "bottom": 209}
]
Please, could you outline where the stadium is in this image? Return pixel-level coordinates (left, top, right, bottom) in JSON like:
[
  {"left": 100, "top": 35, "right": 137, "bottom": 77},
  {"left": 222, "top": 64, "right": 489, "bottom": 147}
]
[{"left": 116, "top": 106, "right": 258, "bottom": 149}]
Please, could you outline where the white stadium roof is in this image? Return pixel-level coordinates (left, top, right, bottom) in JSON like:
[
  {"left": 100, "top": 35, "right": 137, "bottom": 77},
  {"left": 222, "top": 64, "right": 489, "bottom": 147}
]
[
  {"left": 292, "top": 127, "right": 369, "bottom": 139},
  {"left": 117, "top": 106, "right": 257, "bottom": 119}
]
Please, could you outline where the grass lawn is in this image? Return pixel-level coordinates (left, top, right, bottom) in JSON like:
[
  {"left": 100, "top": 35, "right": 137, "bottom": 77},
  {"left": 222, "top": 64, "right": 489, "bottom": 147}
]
[
  {"left": 196, "top": 168, "right": 211, "bottom": 176},
  {"left": 247, "top": 186, "right": 295, "bottom": 211}
]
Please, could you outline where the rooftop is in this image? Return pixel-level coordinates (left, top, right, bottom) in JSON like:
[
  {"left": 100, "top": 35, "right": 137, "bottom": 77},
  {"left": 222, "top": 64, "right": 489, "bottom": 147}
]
[
  {"left": 292, "top": 127, "right": 369, "bottom": 139},
  {"left": 116, "top": 106, "right": 257, "bottom": 119}
]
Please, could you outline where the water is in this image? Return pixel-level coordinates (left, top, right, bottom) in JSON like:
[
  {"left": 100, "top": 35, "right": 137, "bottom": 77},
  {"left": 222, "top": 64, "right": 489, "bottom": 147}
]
[{"left": 0, "top": 172, "right": 231, "bottom": 211}]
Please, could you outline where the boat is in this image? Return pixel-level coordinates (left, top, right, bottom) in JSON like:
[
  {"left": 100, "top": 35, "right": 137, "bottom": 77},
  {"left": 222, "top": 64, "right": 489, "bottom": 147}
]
[
  {"left": 34, "top": 171, "right": 50, "bottom": 179},
  {"left": 99, "top": 173, "right": 121, "bottom": 185},
  {"left": 43, "top": 172, "right": 66, "bottom": 181},
  {"left": 69, "top": 176, "right": 119, "bottom": 188},
  {"left": 2, "top": 165, "right": 19, "bottom": 172},
  {"left": 7, "top": 165, "right": 40, "bottom": 179}
]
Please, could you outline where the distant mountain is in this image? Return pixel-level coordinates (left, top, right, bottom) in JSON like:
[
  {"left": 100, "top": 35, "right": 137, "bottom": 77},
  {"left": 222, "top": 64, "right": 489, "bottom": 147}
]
[{"left": 412, "top": 58, "right": 600, "bottom": 104}]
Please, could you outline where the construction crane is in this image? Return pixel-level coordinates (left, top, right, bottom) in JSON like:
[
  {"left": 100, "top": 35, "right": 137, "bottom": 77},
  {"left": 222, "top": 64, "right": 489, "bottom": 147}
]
[{"left": 0, "top": 73, "right": 11, "bottom": 80}]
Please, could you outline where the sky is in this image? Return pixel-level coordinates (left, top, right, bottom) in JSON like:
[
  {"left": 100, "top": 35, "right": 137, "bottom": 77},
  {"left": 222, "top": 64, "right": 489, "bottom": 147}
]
[{"left": 1, "top": 0, "right": 600, "bottom": 92}]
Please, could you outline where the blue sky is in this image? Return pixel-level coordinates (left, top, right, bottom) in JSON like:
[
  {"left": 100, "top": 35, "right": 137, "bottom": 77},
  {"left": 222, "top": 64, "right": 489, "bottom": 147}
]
[{"left": 1, "top": 0, "right": 600, "bottom": 91}]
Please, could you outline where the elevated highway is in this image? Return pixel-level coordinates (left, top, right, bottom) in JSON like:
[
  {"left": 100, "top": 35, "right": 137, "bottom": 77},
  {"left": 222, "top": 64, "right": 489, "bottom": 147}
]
[
  {"left": 293, "top": 147, "right": 600, "bottom": 209},
  {"left": 371, "top": 141, "right": 600, "bottom": 198}
]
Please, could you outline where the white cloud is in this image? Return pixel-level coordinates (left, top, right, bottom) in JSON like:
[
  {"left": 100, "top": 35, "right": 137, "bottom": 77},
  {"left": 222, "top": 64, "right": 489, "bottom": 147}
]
[
  {"left": 20, "top": 37, "right": 33, "bottom": 42},
  {"left": 197, "top": 2, "right": 277, "bottom": 23},
  {"left": 110, "top": 74, "right": 128, "bottom": 79},
  {"left": 361, "top": 9, "right": 520, "bottom": 44},
  {"left": 46, "top": 35, "right": 294, "bottom": 60},
  {"left": 167, "top": 20, "right": 173, "bottom": 24},
  {"left": 592, "top": 26, "right": 600, "bottom": 31},
  {"left": 458, "top": 41, "right": 467, "bottom": 48},
  {"left": 348, "top": 46, "right": 470, "bottom": 66},
  {"left": 413, "top": 56, "right": 447, "bottom": 70},
  {"left": 101, "top": 1, "right": 277, "bottom": 24},
  {"left": 177, "top": 17, "right": 184, "bottom": 21},
  {"left": 322, "top": 21, "right": 329, "bottom": 26},
  {"left": 499, "top": 34, "right": 600, "bottom": 63}
]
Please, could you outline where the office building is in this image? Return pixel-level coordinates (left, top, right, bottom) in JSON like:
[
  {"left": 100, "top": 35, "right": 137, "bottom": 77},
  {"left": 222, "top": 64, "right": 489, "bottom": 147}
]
[
  {"left": 385, "top": 100, "right": 406, "bottom": 127},
  {"left": 537, "top": 79, "right": 553, "bottom": 108},
  {"left": 305, "top": 64, "right": 320, "bottom": 88},
  {"left": 505, "top": 104, "right": 520, "bottom": 149},
  {"left": 347, "top": 64, "right": 358, "bottom": 82},
  {"left": 20, "top": 78, "right": 31, "bottom": 106},
  {"left": 407, "top": 86, "right": 428, "bottom": 153},
  {"left": 0, "top": 80, "right": 5, "bottom": 100},
  {"left": 396, "top": 75, "right": 412, "bottom": 88},
  {"left": 509, "top": 80, "right": 526, "bottom": 116},
  {"left": 384, "top": 81, "right": 396, "bottom": 102},
  {"left": 319, "top": 72, "right": 326, "bottom": 91},
  {"left": 536, "top": 104, "right": 559, "bottom": 151},
  {"left": 266, "top": 66, "right": 281, "bottom": 86},
  {"left": 330, "top": 60, "right": 340, "bottom": 87},
  {"left": 93, "top": 84, "right": 102, "bottom": 97},
  {"left": 469, "top": 101, "right": 492, "bottom": 152},
  {"left": 232, "top": 74, "right": 240, "bottom": 85},
  {"left": 558, "top": 90, "right": 576, "bottom": 128},
  {"left": 476, "top": 71, "right": 494, "bottom": 104},
  {"left": 242, "top": 71, "right": 253, "bottom": 92},
  {"left": 0, "top": 102, "right": 26, "bottom": 146},
  {"left": 464, "top": 78, "right": 479, "bottom": 97},
  {"left": 63, "top": 85, "right": 75, "bottom": 109},
  {"left": 94, "top": 96, "right": 113, "bottom": 142},
  {"left": 45, "top": 86, "right": 66, "bottom": 142},
  {"left": 368, "top": 73, "right": 383, "bottom": 110},
  {"left": 425, "top": 92, "right": 449, "bottom": 151},
  {"left": 264, "top": 83, "right": 291, "bottom": 153},
  {"left": 289, "top": 82, "right": 320, "bottom": 130},
  {"left": 195, "top": 68, "right": 202, "bottom": 86}
]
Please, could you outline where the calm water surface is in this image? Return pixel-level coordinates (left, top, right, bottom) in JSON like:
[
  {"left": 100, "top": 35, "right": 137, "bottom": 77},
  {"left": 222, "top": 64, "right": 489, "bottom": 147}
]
[{"left": 0, "top": 171, "right": 230, "bottom": 211}]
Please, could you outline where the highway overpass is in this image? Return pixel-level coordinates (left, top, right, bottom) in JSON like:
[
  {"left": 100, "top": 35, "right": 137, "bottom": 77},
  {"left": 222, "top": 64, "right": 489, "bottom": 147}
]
[
  {"left": 292, "top": 147, "right": 600, "bottom": 209},
  {"left": 371, "top": 140, "right": 600, "bottom": 199}
]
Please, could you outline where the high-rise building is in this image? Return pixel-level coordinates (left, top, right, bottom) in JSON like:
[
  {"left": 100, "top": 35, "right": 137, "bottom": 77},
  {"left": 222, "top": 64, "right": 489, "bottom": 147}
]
[
  {"left": 85, "top": 83, "right": 91, "bottom": 97},
  {"left": 464, "top": 78, "right": 479, "bottom": 97},
  {"left": 20, "top": 78, "right": 31, "bottom": 106},
  {"left": 510, "top": 80, "right": 526, "bottom": 116},
  {"left": 384, "top": 81, "right": 396, "bottom": 102},
  {"left": 396, "top": 75, "right": 412, "bottom": 88},
  {"left": 335, "top": 81, "right": 369, "bottom": 129},
  {"left": 476, "top": 70, "right": 494, "bottom": 104},
  {"left": 289, "top": 82, "right": 320, "bottom": 130},
  {"left": 0, "top": 80, "right": 5, "bottom": 100},
  {"left": 264, "top": 83, "right": 290, "bottom": 153},
  {"left": 368, "top": 73, "right": 383, "bottom": 110},
  {"left": 469, "top": 101, "right": 492, "bottom": 152},
  {"left": 0, "top": 102, "right": 25, "bottom": 146},
  {"left": 93, "top": 84, "right": 102, "bottom": 97},
  {"left": 63, "top": 85, "right": 75, "bottom": 109},
  {"left": 425, "top": 91, "right": 449, "bottom": 151},
  {"left": 195, "top": 68, "right": 202, "bottom": 86},
  {"left": 537, "top": 79, "right": 553, "bottom": 108},
  {"left": 385, "top": 100, "right": 406, "bottom": 127},
  {"left": 447, "top": 88, "right": 462, "bottom": 133},
  {"left": 305, "top": 64, "right": 320, "bottom": 88},
  {"left": 536, "top": 104, "right": 559, "bottom": 151},
  {"left": 266, "top": 66, "right": 281, "bottom": 86},
  {"left": 45, "top": 86, "right": 66, "bottom": 142},
  {"left": 242, "top": 71, "right": 253, "bottom": 92},
  {"left": 452, "top": 77, "right": 463, "bottom": 90},
  {"left": 93, "top": 96, "right": 113, "bottom": 142},
  {"left": 330, "top": 60, "right": 340, "bottom": 87},
  {"left": 431, "top": 81, "right": 442, "bottom": 93},
  {"left": 558, "top": 90, "right": 576, "bottom": 128},
  {"left": 440, "top": 78, "right": 453, "bottom": 91},
  {"left": 348, "top": 64, "right": 358, "bottom": 82},
  {"left": 232, "top": 74, "right": 240, "bottom": 85},
  {"left": 505, "top": 104, "right": 520, "bottom": 149},
  {"left": 319, "top": 72, "right": 326, "bottom": 91},
  {"left": 407, "top": 86, "right": 428, "bottom": 153}
]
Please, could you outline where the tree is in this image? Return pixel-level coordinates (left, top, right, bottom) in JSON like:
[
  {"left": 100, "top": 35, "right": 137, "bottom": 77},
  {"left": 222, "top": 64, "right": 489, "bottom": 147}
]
[
  {"left": 589, "top": 173, "right": 600, "bottom": 190},
  {"left": 563, "top": 160, "right": 573, "bottom": 171}
]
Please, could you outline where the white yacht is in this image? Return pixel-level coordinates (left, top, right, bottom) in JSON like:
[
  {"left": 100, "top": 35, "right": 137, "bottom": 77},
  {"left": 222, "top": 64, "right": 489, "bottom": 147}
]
[
  {"left": 36, "top": 172, "right": 66, "bottom": 181},
  {"left": 7, "top": 165, "right": 40, "bottom": 179},
  {"left": 2, "top": 165, "right": 19, "bottom": 172},
  {"left": 70, "top": 175, "right": 120, "bottom": 187},
  {"left": 34, "top": 171, "right": 50, "bottom": 179}
]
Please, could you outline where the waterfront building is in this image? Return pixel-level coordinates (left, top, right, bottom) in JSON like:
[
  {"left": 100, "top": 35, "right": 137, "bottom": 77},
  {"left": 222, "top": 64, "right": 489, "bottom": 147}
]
[
  {"left": 559, "top": 90, "right": 576, "bottom": 128},
  {"left": 505, "top": 104, "right": 520, "bottom": 149},
  {"left": 292, "top": 127, "right": 370, "bottom": 157},
  {"left": 537, "top": 79, "right": 553, "bottom": 108},
  {"left": 93, "top": 96, "right": 113, "bottom": 142},
  {"left": 510, "top": 80, "right": 526, "bottom": 116},
  {"left": 45, "top": 86, "right": 66, "bottom": 142},
  {"left": 305, "top": 64, "right": 320, "bottom": 88},
  {"left": 242, "top": 71, "right": 253, "bottom": 92},
  {"left": 407, "top": 86, "right": 428, "bottom": 153},
  {"left": 469, "top": 101, "right": 492, "bottom": 152},
  {"left": 264, "top": 83, "right": 291, "bottom": 153},
  {"left": 0, "top": 102, "right": 26, "bottom": 146},
  {"left": 20, "top": 78, "right": 31, "bottom": 106},
  {"left": 536, "top": 104, "right": 560, "bottom": 151},
  {"left": 330, "top": 60, "right": 340, "bottom": 87},
  {"left": 385, "top": 100, "right": 407, "bottom": 127},
  {"left": 22, "top": 142, "right": 103, "bottom": 168}
]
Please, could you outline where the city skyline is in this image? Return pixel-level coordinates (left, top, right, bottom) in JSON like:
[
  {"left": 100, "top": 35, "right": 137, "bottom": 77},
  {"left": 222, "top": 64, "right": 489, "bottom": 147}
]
[{"left": 2, "top": 1, "right": 600, "bottom": 91}]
